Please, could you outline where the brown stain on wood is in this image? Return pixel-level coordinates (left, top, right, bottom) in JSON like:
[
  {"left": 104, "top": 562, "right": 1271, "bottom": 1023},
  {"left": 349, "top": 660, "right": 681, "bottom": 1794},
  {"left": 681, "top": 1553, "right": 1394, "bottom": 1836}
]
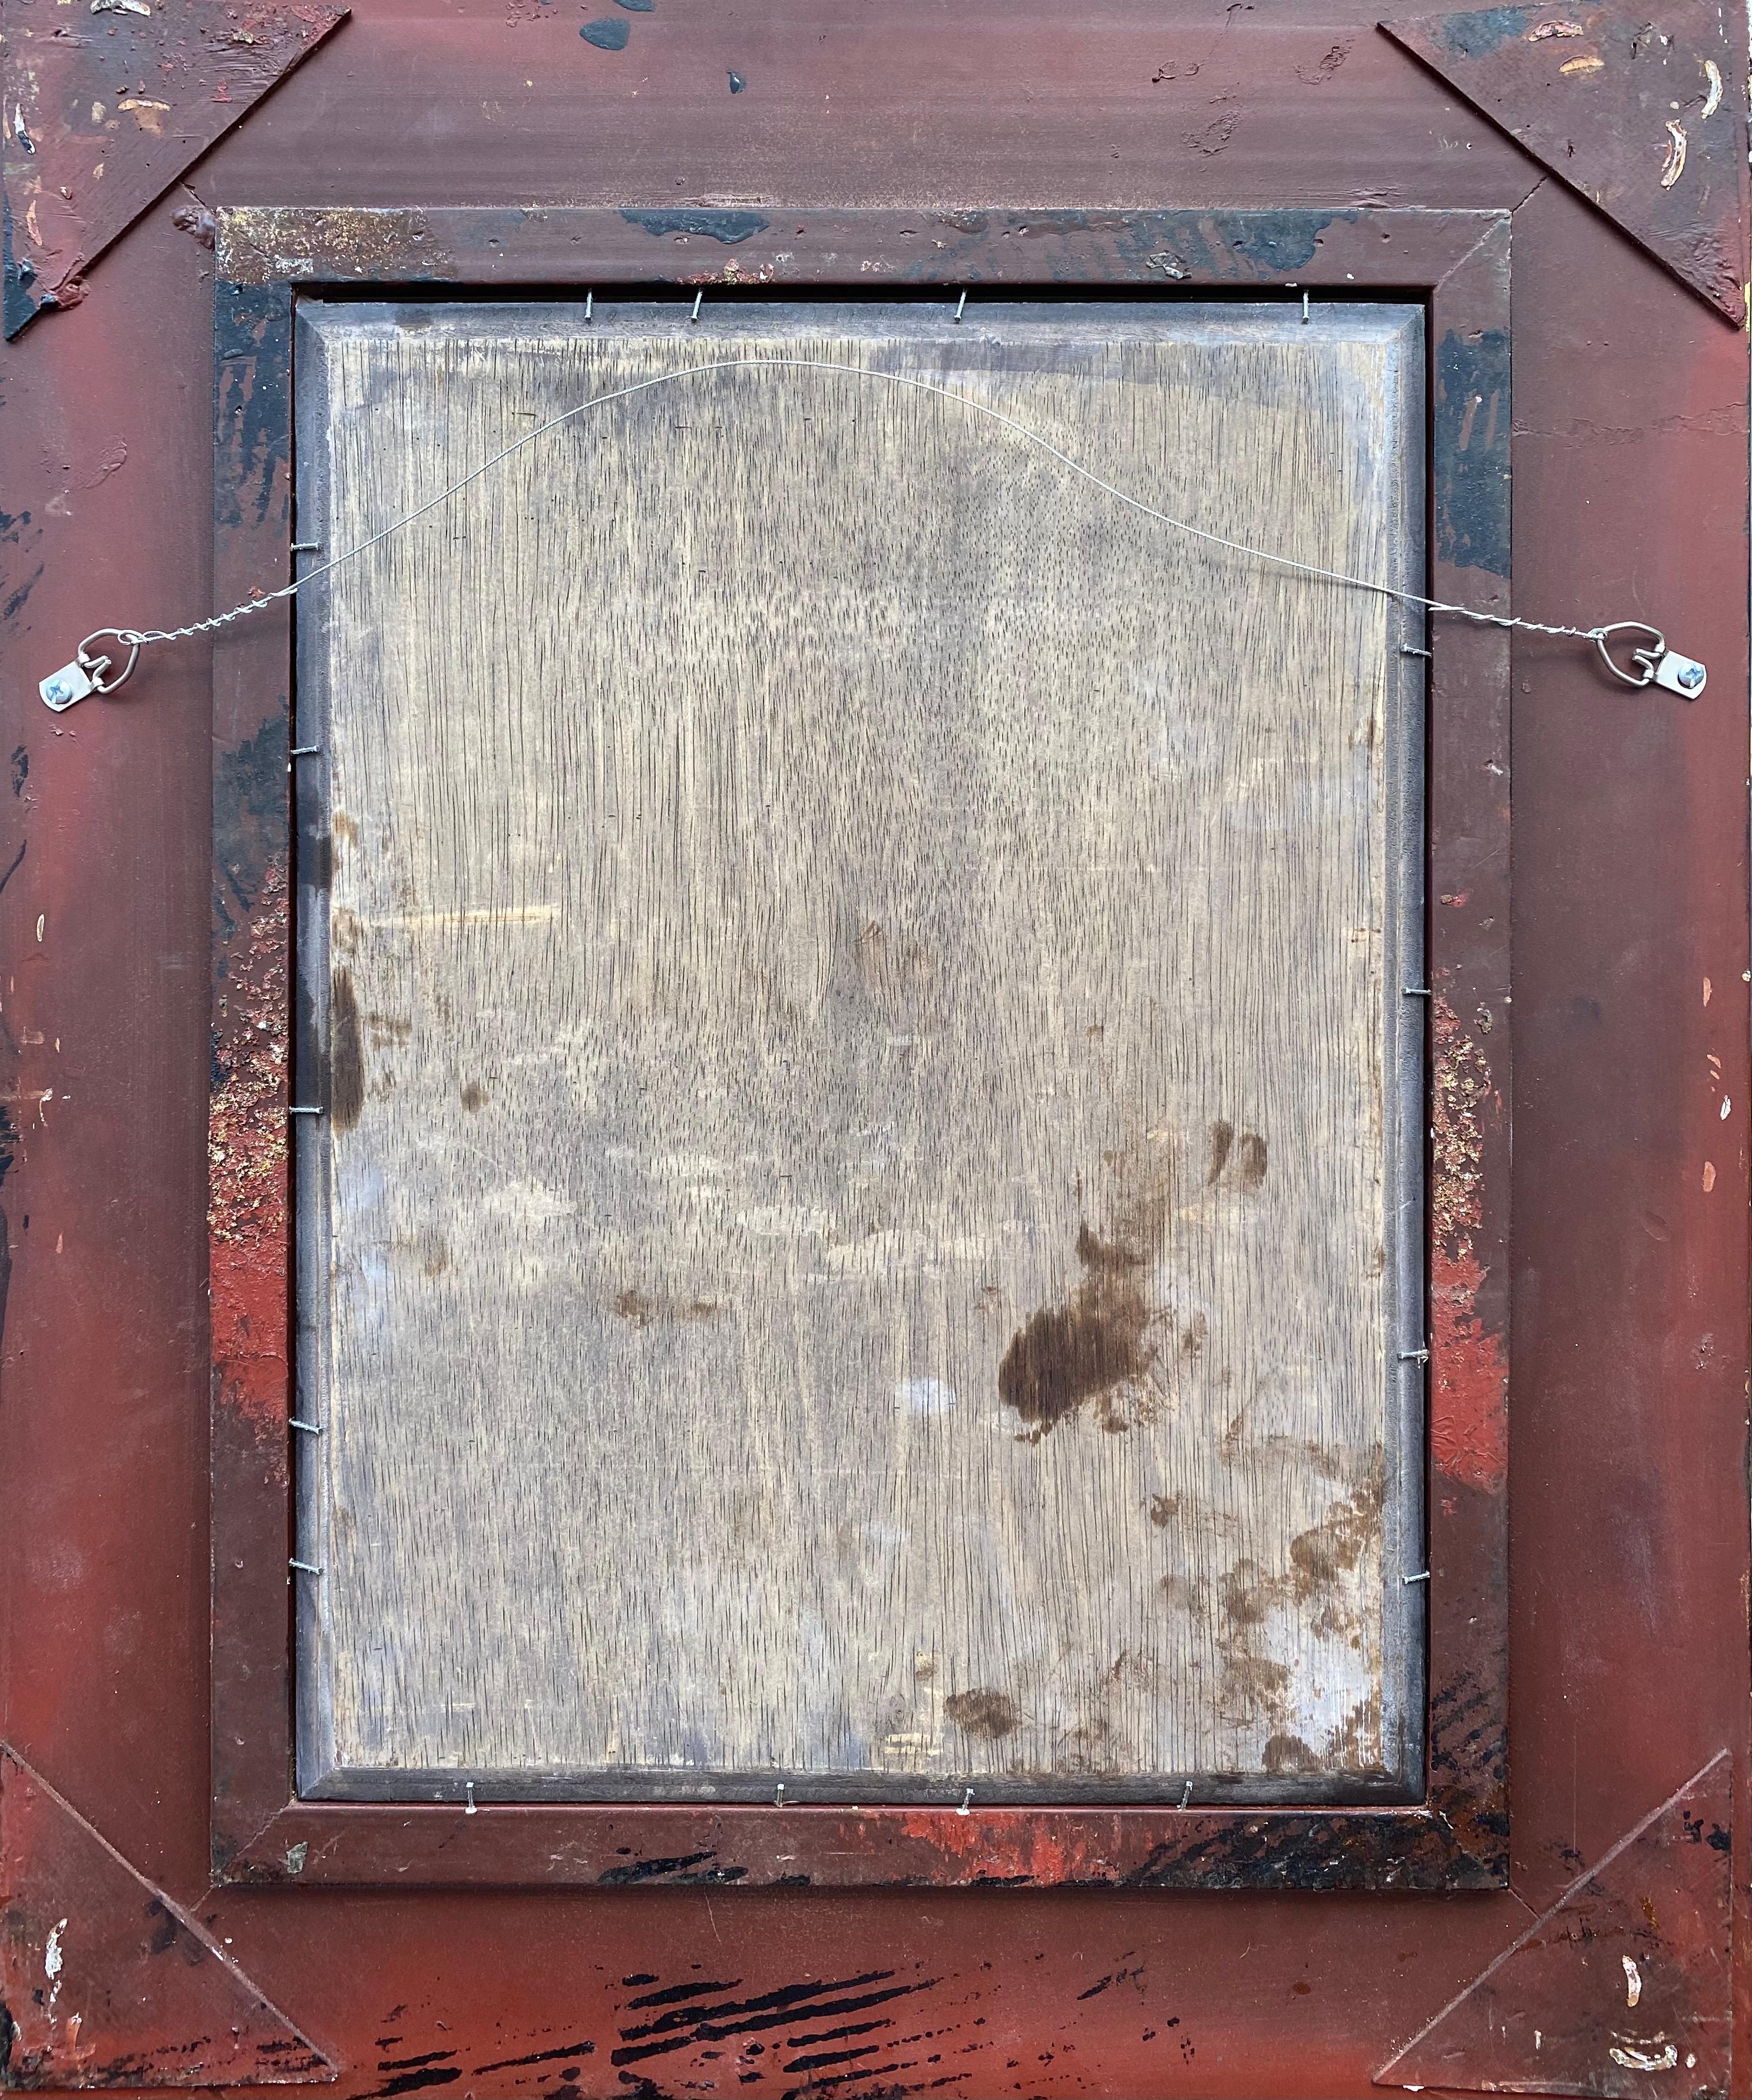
[
  {"left": 330, "top": 967, "right": 365, "bottom": 1132},
  {"left": 1288, "top": 1476, "right": 1383, "bottom": 1600},
  {"left": 944, "top": 1689, "right": 1021, "bottom": 1739},
  {"left": 1208, "top": 1119, "right": 1268, "bottom": 1191},
  {"left": 460, "top": 1080, "right": 489, "bottom": 1112},
  {"left": 997, "top": 1180, "right": 1169, "bottom": 1436},
  {"left": 614, "top": 1287, "right": 722, "bottom": 1328},
  {"left": 1262, "top": 1732, "right": 1321, "bottom": 1775}
]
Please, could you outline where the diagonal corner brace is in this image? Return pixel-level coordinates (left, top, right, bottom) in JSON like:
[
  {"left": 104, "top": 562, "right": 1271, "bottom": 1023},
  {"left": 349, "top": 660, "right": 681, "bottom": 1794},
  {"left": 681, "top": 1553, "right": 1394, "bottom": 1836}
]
[
  {"left": 2, "top": 0, "right": 348, "bottom": 338},
  {"left": 1380, "top": 3, "right": 1748, "bottom": 324},
  {"left": 0, "top": 1742, "right": 337, "bottom": 2088}
]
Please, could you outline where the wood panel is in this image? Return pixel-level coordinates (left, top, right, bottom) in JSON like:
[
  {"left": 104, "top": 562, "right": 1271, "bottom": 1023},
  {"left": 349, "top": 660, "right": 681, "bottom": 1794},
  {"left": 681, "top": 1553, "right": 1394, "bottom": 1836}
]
[{"left": 292, "top": 298, "right": 1424, "bottom": 1802}]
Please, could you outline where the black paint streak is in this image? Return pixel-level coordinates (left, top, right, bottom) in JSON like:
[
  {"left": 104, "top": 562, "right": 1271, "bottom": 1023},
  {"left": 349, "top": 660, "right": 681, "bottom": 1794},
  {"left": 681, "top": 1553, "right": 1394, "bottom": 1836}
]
[
  {"left": 472, "top": 2041, "right": 597, "bottom": 2073},
  {"left": 371, "top": 2071, "right": 463, "bottom": 2098},
  {"left": 599, "top": 1850, "right": 736, "bottom": 1884},
  {"left": 215, "top": 283, "right": 293, "bottom": 530},
  {"left": 580, "top": 17, "right": 630, "bottom": 47},
  {"left": 614, "top": 1974, "right": 934, "bottom": 2069},
  {"left": 10, "top": 748, "right": 26, "bottom": 796},
  {"left": 784, "top": 2021, "right": 892, "bottom": 2051},
  {"left": 1437, "top": 5, "right": 1533, "bottom": 59},
  {"left": 782, "top": 2043, "right": 881, "bottom": 2073},
  {"left": 0, "top": 1107, "right": 21, "bottom": 1189},
  {"left": 728, "top": 70, "right": 746, "bottom": 91},
  {"left": 378, "top": 2051, "right": 460, "bottom": 2072},
  {"left": 1434, "top": 327, "right": 1511, "bottom": 578},
  {"left": 621, "top": 207, "right": 771, "bottom": 244},
  {"left": 613, "top": 0, "right": 656, "bottom": 9},
  {"left": 0, "top": 841, "right": 25, "bottom": 898},
  {"left": 214, "top": 718, "right": 288, "bottom": 930},
  {"left": 3, "top": 196, "right": 45, "bottom": 340},
  {"left": 144, "top": 1900, "right": 180, "bottom": 1959},
  {"left": 624, "top": 1979, "right": 742, "bottom": 2010},
  {"left": 2, "top": 567, "right": 42, "bottom": 623}
]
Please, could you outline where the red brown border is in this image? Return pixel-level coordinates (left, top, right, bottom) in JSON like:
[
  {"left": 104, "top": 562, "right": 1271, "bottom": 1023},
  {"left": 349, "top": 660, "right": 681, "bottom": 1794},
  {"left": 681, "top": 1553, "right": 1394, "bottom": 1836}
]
[{"left": 207, "top": 204, "right": 1510, "bottom": 1891}]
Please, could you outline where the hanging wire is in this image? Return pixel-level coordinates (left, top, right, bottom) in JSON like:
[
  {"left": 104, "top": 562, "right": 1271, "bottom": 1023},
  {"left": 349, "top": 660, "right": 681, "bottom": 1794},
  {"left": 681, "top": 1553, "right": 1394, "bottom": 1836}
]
[
  {"left": 48, "top": 342, "right": 1692, "bottom": 714},
  {"left": 118, "top": 353, "right": 1604, "bottom": 651}
]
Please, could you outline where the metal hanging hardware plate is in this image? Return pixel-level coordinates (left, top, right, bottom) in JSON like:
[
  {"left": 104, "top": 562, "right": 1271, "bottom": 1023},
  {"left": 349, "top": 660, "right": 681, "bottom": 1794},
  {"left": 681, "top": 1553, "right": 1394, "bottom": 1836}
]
[{"left": 1595, "top": 621, "right": 1707, "bottom": 698}]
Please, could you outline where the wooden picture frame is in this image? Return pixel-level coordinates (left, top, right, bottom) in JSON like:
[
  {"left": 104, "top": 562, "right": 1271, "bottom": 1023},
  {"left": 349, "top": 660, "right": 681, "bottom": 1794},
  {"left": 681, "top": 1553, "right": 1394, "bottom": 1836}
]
[{"left": 207, "top": 206, "right": 1512, "bottom": 1891}]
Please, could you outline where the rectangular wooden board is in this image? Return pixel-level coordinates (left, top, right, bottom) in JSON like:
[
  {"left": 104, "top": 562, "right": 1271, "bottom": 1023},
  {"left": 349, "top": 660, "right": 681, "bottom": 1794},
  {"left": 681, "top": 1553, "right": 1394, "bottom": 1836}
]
[{"left": 292, "top": 298, "right": 1426, "bottom": 1803}]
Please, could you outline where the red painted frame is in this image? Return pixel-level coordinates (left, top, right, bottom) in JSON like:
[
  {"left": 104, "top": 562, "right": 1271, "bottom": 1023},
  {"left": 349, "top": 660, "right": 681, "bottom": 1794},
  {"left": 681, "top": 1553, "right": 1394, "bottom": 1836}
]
[{"left": 207, "top": 204, "right": 1511, "bottom": 1893}]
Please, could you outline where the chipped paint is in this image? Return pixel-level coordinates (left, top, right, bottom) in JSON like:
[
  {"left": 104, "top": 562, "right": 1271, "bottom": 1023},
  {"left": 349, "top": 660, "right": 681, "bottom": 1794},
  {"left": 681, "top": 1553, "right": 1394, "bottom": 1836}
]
[
  {"left": 1609, "top": 2038, "right": 1679, "bottom": 2070},
  {"left": 209, "top": 859, "right": 289, "bottom": 1438},
  {"left": 44, "top": 1916, "right": 66, "bottom": 2010},
  {"left": 1660, "top": 120, "right": 1688, "bottom": 188},
  {"left": 222, "top": 204, "right": 444, "bottom": 283},
  {"left": 1623, "top": 1952, "right": 1643, "bottom": 2006},
  {"left": 1430, "top": 998, "right": 1507, "bottom": 1492}
]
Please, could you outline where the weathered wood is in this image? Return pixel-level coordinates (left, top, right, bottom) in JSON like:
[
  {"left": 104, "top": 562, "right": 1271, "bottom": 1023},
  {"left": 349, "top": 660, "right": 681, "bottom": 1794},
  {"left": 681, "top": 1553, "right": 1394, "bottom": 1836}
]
[{"left": 293, "top": 299, "right": 1424, "bottom": 1802}]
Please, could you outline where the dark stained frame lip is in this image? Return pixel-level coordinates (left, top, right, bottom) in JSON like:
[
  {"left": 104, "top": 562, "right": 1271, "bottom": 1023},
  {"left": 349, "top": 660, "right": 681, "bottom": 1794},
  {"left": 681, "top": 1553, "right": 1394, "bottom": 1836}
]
[{"left": 208, "top": 204, "right": 1511, "bottom": 1893}]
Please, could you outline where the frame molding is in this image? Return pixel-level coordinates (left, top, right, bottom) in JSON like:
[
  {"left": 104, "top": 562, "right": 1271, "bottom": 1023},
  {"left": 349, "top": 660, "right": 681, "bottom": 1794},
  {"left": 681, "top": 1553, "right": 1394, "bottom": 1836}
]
[{"left": 207, "top": 204, "right": 1510, "bottom": 1892}]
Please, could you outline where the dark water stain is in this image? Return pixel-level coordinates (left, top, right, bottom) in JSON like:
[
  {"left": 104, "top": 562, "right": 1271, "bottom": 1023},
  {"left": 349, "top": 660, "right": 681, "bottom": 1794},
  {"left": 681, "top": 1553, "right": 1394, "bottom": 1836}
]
[
  {"left": 1434, "top": 326, "right": 1511, "bottom": 578},
  {"left": 613, "top": 0, "right": 655, "bottom": 9},
  {"left": 1238, "top": 1132, "right": 1268, "bottom": 1190},
  {"left": 999, "top": 1292, "right": 1149, "bottom": 1433},
  {"left": 1205, "top": 1120, "right": 1234, "bottom": 1183},
  {"left": 621, "top": 207, "right": 771, "bottom": 244},
  {"left": 580, "top": 16, "right": 630, "bottom": 47},
  {"left": 944, "top": 1688, "right": 1020, "bottom": 1739},
  {"left": 998, "top": 1187, "right": 1165, "bottom": 1434},
  {"left": 1148, "top": 1494, "right": 1178, "bottom": 1527},
  {"left": 461, "top": 1080, "right": 488, "bottom": 1112},
  {"left": 329, "top": 968, "right": 365, "bottom": 1131}
]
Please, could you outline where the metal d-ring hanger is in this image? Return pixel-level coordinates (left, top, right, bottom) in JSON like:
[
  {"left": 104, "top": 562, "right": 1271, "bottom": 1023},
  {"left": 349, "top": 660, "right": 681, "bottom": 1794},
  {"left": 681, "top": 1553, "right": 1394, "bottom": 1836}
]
[
  {"left": 36, "top": 299, "right": 1710, "bottom": 710},
  {"left": 1594, "top": 621, "right": 1708, "bottom": 696}
]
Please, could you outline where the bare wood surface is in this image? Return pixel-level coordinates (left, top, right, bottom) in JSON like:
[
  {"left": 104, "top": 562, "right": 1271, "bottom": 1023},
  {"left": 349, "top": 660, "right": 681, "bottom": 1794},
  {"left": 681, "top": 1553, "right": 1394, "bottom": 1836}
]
[{"left": 294, "top": 299, "right": 1423, "bottom": 1801}]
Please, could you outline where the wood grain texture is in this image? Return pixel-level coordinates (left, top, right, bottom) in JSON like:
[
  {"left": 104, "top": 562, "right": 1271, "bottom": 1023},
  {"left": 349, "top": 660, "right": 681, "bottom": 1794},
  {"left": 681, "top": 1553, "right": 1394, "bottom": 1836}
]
[{"left": 292, "top": 299, "right": 1424, "bottom": 1802}]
